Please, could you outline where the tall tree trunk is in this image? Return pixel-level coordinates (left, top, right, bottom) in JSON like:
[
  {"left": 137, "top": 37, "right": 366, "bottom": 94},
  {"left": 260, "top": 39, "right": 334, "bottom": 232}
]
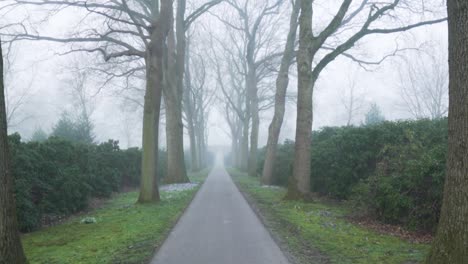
[
  {"left": 0, "top": 38, "right": 28, "bottom": 264},
  {"left": 240, "top": 116, "right": 249, "bottom": 171},
  {"left": 236, "top": 137, "right": 242, "bottom": 168},
  {"left": 197, "top": 113, "right": 206, "bottom": 168},
  {"left": 138, "top": 0, "right": 173, "bottom": 203},
  {"left": 197, "top": 130, "right": 203, "bottom": 168},
  {"left": 187, "top": 119, "right": 199, "bottom": 171},
  {"left": 231, "top": 134, "right": 238, "bottom": 166},
  {"left": 183, "top": 41, "right": 199, "bottom": 172},
  {"left": 163, "top": 1, "right": 189, "bottom": 184},
  {"left": 236, "top": 125, "right": 242, "bottom": 168},
  {"left": 246, "top": 19, "right": 259, "bottom": 177},
  {"left": 164, "top": 94, "right": 189, "bottom": 183},
  {"left": 138, "top": 54, "right": 163, "bottom": 203},
  {"left": 195, "top": 121, "right": 202, "bottom": 169},
  {"left": 262, "top": 0, "right": 301, "bottom": 185},
  {"left": 228, "top": 115, "right": 242, "bottom": 168},
  {"left": 248, "top": 74, "right": 259, "bottom": 177},
  {"left": 286, "top": 0, "right": 314, "bottom": 199},
  {"left": 426, "top": 1, "right": 468, "bottom": 262}
]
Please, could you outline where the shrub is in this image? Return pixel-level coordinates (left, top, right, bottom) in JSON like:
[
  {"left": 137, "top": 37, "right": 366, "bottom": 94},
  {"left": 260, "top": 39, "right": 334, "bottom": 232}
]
[
  {"left": 9, "top": 134, "right": 167, "bottom": 232},
  {"left": 257, "top": 118, "right": 447, "bottom": 231},
  {"left": 351, "top": 121, "right": 446, "bottom": 231}
]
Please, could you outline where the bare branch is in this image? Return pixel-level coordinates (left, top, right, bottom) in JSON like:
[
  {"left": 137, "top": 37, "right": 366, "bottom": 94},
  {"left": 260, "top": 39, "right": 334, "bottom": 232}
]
[{"left": 185, "top": 0, "right": 223, "bottom": 29}]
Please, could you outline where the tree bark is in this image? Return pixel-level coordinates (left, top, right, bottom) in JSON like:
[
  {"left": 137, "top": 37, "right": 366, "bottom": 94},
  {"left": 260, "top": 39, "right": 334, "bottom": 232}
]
[
  {"left": 187, "top": 106, "right": 199, "bottom": 172},
  {"left": 197, "top": 110, "right": 206, "bottom": 168},
  {"left": 262, "top": 0, "right": 300, "bottom": 185},
  {"left": 138, "top": 0, "right": 173, "bottom": 203},
  {"left": 225, "top": 102, "right": 241, "bottom": 168},
  {"left": 231, "top": 135, "right": 238, "bottom": 166},
  {"left": 0, "top": 38, "right": 28, "bottom": 264},
  {"left": 164, "top": 95, "right": 189, "bottom": 183},
  {"left": 240, "top": 116, "right": 249, "bottom": 171},
  {"left": 163, "top": 1, "right": 189, "bottom": 184},
  {"left": 138, "top": 55, "right": 163, "bottom": 203},
  {"left": 426, "top": 1, "right": 468, "bottom": 262},
  {"left": 247, "top": 70, "right": 259, "bottom": 177},
  {"left": 246, "top": 13, "right": 259, "bottom": 178},
  {"left": 183, "top": 49, "right": 199, "bottom": 172},
  {"left": 286, "top": 0, "right": 314, "bottom": 199}
]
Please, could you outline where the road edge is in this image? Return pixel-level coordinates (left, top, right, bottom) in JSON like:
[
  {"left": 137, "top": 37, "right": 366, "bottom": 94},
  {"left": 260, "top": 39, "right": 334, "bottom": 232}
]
[
  {"left": 148, "top": 168, "right": 213, "bottom": 263},
  {"left": 227, "top": 169, "right": 300, "bottom": 264}
]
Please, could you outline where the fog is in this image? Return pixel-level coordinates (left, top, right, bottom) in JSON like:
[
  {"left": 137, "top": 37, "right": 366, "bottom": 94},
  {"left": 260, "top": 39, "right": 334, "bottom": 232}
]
[
  {"left": 0, "top": 0, "right": 448, "bottom": 148},
  {"left": 2, "top": 1, "right": 462, "bottom": 262}
]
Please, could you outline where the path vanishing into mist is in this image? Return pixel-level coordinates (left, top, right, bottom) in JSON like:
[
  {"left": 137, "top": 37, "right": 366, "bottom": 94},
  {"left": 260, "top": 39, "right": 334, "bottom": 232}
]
[{"left": 150, "top": 162, "right": 289, "bottom": 264}]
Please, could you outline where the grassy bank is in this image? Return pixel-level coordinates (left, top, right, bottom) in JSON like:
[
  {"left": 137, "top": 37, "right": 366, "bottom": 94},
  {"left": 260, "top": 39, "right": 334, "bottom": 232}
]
[
  {"left": 22, "top": 169, "right": 210, "bottom": 264},
  {"left": 229, "top": 169, "right": 430, "bottom": 264}
]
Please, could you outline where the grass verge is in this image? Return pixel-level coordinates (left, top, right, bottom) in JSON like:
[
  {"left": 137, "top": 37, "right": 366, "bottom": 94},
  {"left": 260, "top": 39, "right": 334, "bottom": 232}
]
[
  {"left": 22, "top": 169, "right": 210, "bottom": 264},
  {"left": 228, "top": 168, "right": 430, "bottom": 264}
]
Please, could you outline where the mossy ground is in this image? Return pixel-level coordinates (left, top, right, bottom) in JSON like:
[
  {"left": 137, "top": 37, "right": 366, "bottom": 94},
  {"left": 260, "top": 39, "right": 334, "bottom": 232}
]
[
  {"left": 229, "top": 169, "right": 430, "bottom": 264},
  {"left": 22, "top": 169, "right": 209, "bottom": 264}
]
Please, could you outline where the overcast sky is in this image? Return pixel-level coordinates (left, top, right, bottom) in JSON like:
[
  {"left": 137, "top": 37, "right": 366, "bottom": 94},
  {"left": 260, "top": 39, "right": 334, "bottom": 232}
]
[{"left": 1, "top": 0, "right": 448, "bottom": 148}]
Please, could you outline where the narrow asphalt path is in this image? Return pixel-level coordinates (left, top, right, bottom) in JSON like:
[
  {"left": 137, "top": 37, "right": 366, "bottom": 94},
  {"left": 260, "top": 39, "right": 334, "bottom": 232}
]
[{"left": 150, "top": 160, "right": 289, "bottom": 264}]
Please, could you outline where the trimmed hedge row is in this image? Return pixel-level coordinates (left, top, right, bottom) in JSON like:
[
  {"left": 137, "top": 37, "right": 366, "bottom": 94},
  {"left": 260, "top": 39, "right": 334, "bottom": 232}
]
[
  {"left": 9, "top": 134, "right": 166, "bottom": 232},
  {"left": 257, "top": 119, "right": 447, "bottom": 232}
]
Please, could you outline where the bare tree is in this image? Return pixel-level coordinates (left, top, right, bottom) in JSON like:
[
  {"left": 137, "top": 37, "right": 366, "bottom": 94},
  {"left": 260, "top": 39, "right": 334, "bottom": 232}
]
[
  {"left": 3, "top": 0, "right": 220, "bottom": 200},
  {"left": 426, "top": 1, "right": 468, "bottom": 262},
  {"left": 209, "top": 32, "right": 250, "bottom": 169},
  {"left": 214, "top": 0, "right": 285, "bottom": 176},
  {"left": 162, "top": 0, "right": 190, "bottom": 184},
  {"left": 183, "top": 39, "right": 198, "bottom": 172},
  {"left": 209, "top": 30, "right": 250, "bottom": 171},
  {"left": 183, "top": 35, "right": 213, "bottom": 171},
  {"left": 287, "top": 0, "right": 446, "bottom": 199},
  {"left": 221, "top": 98, "right": 243, "bottom": 167},
  {"left": 163, "top": 0, "right": 220, "bottom": 183},
  {"left": 0, "top": 37, "right": 28, "bottom": 264},
  {"left": 236, "top": 0, "right": 283, "bottom": 178},
  {"left": 398, "top": 50, "right": 448, "bottom": 120},
  {"left": 2, "top": 0, "right": 174, "bottom": 202},
  {"left": 261, "top": 0, "right": 300, "bottom": 185}
]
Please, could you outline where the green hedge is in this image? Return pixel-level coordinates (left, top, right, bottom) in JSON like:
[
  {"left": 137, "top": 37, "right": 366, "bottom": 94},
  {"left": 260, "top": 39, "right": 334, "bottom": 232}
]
[
  {"left": 257, "top": 119, "right": 447, "bottom": 231},
  {"left": 9, "top": 134, "right": 166, "bottom": 232}
]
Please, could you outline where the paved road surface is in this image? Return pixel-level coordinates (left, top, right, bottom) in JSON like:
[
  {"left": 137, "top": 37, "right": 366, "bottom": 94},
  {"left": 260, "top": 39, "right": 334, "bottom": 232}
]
[{"left": 150, "top": 162, "right": 289, "bottom": 264}]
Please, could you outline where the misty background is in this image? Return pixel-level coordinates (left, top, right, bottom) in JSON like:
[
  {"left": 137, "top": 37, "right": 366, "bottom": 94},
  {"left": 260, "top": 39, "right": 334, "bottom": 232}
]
[{"left": 1, "top": 1, "right": 448, "bottom": 148}]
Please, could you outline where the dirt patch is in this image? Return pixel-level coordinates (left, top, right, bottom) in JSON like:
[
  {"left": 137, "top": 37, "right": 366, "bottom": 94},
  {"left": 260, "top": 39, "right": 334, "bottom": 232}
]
[
  {"left": 305, "top": 193, "right": 433, "bottom": 244},
  {"left": 348, "top": 216, "right": 433, "bottom": 244}
]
